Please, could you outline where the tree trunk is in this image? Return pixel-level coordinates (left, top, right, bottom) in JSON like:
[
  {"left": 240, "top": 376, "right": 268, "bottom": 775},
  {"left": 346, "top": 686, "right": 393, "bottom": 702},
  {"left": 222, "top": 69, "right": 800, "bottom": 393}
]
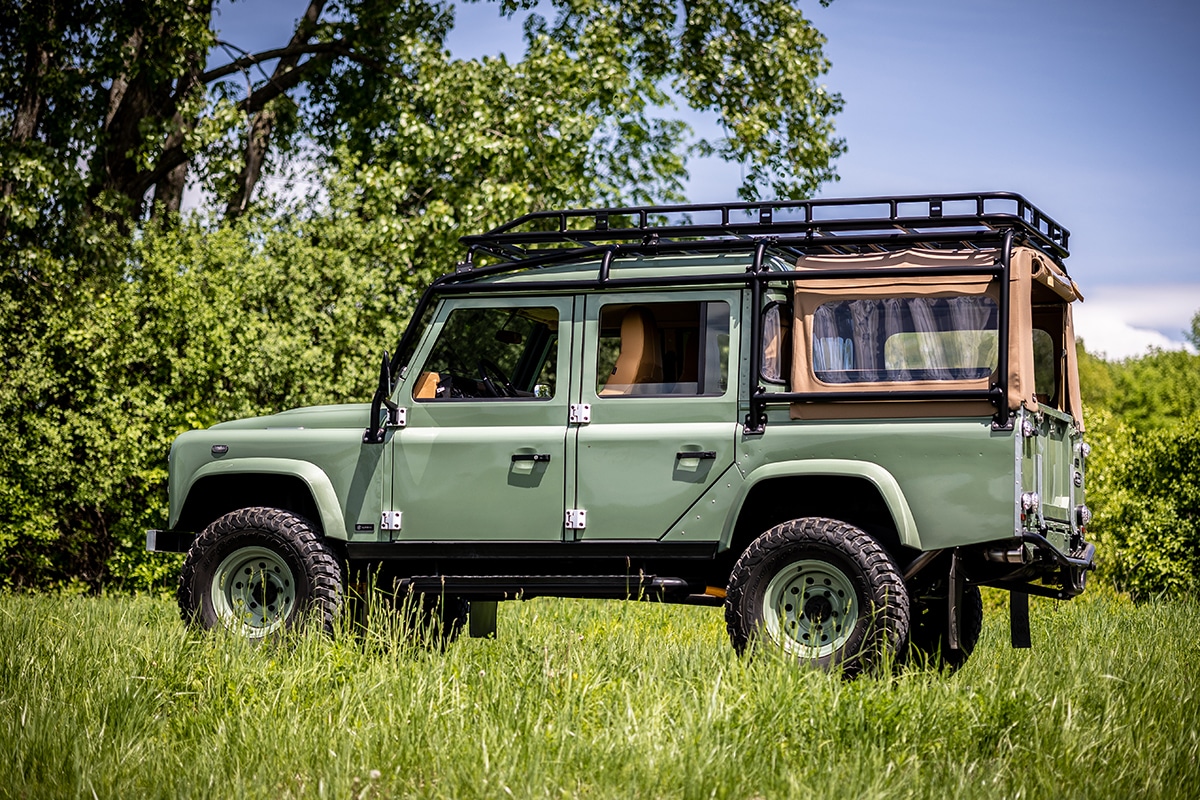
[
  {"left": 99, "top": 27, "right": 165, "bottom": 219},
  {"left": 225, "top": 0, "right": 326, "bottom": 219},
  {"left": 225, "top": 107, "right": 277, "bottom": 218},
  {"left": 3, "top": 4, "right": 54, "bottom": 211},
  {"left": 151, "top": 2, "right": 212, "bottom": 218},
  {"left": 10, "top": 40, "right": 49, "bottom": 144},
  {"left": 153, "top": 162, "right": 189, "bottom": 215}
]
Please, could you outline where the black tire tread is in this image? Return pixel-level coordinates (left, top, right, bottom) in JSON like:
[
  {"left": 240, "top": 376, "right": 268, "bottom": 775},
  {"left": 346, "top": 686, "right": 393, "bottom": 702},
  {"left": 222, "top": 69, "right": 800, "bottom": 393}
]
[
  {"left": 178, "top": 506, "right": 342, "bottom": 635},
  {"left": 725, "top": 517, "right": 909, "bottom": 676}
]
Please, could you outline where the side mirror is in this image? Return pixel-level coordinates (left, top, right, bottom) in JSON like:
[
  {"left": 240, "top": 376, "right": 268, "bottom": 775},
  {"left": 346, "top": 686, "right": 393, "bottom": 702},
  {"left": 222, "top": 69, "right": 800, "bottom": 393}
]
[{"left": 363, "top": 352, "right": 399, "bottom": 444}]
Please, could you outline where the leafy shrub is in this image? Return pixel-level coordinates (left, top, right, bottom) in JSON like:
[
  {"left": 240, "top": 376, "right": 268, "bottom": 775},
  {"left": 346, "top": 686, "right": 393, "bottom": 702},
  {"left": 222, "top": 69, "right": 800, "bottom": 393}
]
[{"left": 1086, "top": 409, "right": 1200, "bottom": 599}]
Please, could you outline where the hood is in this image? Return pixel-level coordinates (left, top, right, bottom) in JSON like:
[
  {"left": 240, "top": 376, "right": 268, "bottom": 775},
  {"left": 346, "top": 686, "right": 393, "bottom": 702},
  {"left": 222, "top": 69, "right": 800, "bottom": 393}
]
[{"left": 209, "top": 403, "right": 372, "bottom": 431}]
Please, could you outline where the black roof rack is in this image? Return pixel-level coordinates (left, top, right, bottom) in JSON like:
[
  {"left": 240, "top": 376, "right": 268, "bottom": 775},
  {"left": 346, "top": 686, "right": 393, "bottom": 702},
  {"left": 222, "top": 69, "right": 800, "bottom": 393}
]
[{"left": 459, "top": 191, "right": 1070, "bottom": 265}]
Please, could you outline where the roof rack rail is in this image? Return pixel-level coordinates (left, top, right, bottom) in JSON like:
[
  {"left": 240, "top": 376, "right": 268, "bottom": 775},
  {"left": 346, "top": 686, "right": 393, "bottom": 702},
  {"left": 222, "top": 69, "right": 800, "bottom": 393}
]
[{"left": 460, "top": 191, "right": 1070, "bottom": 263}]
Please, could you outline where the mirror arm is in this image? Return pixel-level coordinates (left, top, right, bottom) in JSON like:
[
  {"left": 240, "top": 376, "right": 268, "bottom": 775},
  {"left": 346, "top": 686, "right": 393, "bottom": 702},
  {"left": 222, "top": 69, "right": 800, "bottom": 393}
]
[{"left": 363, "top": 351, "right": 396, "bottom": 444}]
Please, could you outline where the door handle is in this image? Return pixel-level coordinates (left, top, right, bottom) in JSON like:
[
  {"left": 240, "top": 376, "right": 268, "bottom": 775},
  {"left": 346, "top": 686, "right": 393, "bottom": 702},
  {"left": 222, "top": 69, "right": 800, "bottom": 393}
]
[
  {"left": 676, "top": 450, "right": 717, "bottom": 460},
  {"left": 512, "top": 453, "right": 551, "bottom": 463}
]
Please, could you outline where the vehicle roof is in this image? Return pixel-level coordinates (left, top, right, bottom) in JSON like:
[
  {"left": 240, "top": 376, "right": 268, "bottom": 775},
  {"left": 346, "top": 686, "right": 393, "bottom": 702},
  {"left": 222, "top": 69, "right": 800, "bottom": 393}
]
[
  {"left": 438, "top": 192, "right": 1070, "bottom": 292},
  {"left": 455, "top": 250, "right": 782, "bottom": 288}
]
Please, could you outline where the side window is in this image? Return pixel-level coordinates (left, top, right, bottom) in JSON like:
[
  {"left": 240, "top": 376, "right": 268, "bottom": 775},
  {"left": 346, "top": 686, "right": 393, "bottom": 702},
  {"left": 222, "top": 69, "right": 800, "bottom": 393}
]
[
  {"left": 596, "top": 301, "right": 730, "bottom": 396},
  {"left": 415, "top": 305, "right": 558, "bottom": 400},
  {"left": 1032, "top": 328, "right": 1058, "bottom": 406},
  {"left": 812, "top": 296, "right": 998, "bottom": 384},
  {"left": 761, "top": 301, "right": 793, "bottom": 384},
  {"left": 1032, "top": 301, "right": 1071, "bottom": 409}
]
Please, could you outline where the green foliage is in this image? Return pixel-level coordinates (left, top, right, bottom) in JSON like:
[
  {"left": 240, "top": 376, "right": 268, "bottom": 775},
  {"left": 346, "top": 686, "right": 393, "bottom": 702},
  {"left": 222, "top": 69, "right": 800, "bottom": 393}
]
[
  {"left": 1092, "top": 349, "right": 1200, "bottom": 428},
  {"left": 0, "top": 1, "right": 847, "bottom": 590},
  {"left": 0, "top": 207, "right": 432, "bottom": 590},
  {"left": 1085, "top": 410, "right": 1200, "bottom": 599},
  {"left": 2, "top": 593, "right": 1198, "bottom": 798},
  {"left": 1079, "top": 319, "right": 1200, "bottom": 599},
  {"left": 1, "top": 0, "right": 844, "bottom": 227}
]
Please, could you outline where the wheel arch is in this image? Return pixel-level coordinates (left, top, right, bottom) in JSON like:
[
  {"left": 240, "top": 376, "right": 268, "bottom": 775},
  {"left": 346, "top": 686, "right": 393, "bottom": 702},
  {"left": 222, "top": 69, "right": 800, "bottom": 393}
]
[
  {"left": 173, "top": 458, "right": 347, "bottom": 541},
  {"left": 723, "top": 460, "right": 922, "bottom": 564}
]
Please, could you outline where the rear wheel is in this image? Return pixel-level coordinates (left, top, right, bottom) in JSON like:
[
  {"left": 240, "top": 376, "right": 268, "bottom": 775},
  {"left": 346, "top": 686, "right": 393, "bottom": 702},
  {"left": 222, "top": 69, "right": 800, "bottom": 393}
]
[
  {"left": 725, "top": 517, "right": 909, "bottom": 677},
  {"left": 907, "top": 581, "right": 983, "bottom": 671},
  {"left": 178, "top": 507, "right": 342, "bottom": 638}
]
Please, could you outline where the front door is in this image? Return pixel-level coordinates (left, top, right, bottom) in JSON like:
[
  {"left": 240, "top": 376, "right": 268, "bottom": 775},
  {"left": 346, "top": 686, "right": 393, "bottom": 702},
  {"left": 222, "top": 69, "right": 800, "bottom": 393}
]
[
  {"left": 573, "top": 291, "right": 741, "bottom": 539},
  {"left": 391, "top": 296, "right": 572, "bottom": 541}
]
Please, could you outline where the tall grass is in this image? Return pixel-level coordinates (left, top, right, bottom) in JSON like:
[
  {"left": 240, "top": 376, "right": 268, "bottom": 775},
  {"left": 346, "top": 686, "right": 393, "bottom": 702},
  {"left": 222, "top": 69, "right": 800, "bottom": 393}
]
[{"left": 1, "top": 590, "right": 1196, "bottom": 799}]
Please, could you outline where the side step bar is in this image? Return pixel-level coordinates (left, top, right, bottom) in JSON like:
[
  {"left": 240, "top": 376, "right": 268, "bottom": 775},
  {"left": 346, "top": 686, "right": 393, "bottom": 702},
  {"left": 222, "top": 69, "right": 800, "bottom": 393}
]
[{"left": 396, "top": 574, "right": 692, "bottom": 601}]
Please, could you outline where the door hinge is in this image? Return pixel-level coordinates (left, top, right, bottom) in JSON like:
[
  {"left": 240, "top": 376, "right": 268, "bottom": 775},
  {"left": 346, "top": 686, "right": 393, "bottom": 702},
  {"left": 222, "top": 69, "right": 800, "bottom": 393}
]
[
  {"left": 564, "top": 509, "right": 587, "bottom": 530},
  {"left": 569, "top": 404, "right": 591, "bottom": 424},
  {"left": 380, "top": 511, "right": 403, "bottom": 531},
  {"left": 390, "top": 406, "right": 407, "bottom": 428}
]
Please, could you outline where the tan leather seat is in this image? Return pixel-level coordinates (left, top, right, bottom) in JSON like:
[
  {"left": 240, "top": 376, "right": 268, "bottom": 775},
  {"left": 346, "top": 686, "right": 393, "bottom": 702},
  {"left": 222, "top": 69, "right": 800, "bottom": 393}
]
[
  {"left": 413, "top": 371, "right": 440, "bottom": 399},
  {"left": 600, "top": 307, "right": 663, "bottom": 396}
]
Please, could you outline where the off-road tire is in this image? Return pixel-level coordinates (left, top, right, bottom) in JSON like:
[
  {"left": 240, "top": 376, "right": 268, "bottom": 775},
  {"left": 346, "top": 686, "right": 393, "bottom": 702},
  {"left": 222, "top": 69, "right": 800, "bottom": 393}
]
[
  {"left": 178, "top": 507, "right": 342, "bottom": 638},
  {"left": 725, "top": 517, "right": 909, "bottom": 677},
  {"left": 907, "top": 582, "right": 983, "bottom": 671}
]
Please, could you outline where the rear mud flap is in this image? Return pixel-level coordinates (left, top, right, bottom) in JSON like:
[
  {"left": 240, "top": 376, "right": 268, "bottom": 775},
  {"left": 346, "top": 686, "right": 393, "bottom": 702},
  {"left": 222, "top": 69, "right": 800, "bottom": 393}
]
[{"left": 1010, "top": 590, "right": 1031, "bottom": 649}]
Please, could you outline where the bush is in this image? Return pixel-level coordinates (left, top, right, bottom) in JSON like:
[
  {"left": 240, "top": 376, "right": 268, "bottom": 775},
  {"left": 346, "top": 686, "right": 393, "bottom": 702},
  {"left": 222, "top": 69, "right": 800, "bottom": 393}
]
[
  {"left": 0, "top": 211, "right": 418, "bottom": 592},
  {"left": 1086, "top": 409, "right": 1200, "bottom": 599}
]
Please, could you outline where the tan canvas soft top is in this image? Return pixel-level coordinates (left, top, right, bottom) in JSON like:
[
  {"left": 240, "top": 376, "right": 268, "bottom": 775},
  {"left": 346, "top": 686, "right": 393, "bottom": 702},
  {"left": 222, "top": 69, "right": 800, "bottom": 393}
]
[
  {"left": 792, "top": 248, "right": 999, "bottom": 273},
  {"left": 1007, "top": 247, "right": 1084, "bottom": 429},
  {"left": 1028, "top": 251, "right": 1083, "bottom": 303},
  {"left": 789, "top": 247, "right": 1083, "bottom": 428}
]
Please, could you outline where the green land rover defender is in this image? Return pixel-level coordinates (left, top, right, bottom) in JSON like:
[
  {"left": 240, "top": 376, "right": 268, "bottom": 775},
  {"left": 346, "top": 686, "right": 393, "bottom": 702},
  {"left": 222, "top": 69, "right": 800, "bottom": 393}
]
[{"left": 148, "top": 192, "right": 1094, "bottom": 674}]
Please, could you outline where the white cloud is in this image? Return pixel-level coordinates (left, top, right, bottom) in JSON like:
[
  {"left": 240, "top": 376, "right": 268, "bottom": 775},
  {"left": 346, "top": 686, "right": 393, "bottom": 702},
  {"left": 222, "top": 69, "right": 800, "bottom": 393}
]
[{"left": 1075, "top": 283, "right": 1200, "bottom": 359}]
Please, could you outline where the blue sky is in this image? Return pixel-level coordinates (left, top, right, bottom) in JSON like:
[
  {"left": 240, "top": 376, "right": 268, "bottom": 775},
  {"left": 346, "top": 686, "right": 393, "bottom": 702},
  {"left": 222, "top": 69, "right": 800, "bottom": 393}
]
[{"left": 211, "top": 0, "right": 1200, "bottom": 358}]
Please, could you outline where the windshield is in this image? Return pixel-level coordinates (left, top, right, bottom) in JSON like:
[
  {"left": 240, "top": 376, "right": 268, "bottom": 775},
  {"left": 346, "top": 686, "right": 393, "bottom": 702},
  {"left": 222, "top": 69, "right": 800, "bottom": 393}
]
[{"left": 391, "top": 294, "right": 437, "bottom": 380}]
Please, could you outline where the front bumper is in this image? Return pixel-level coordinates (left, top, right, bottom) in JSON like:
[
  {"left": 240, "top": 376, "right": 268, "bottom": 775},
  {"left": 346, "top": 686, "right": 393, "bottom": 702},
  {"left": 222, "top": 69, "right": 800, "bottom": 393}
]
[{"left": 145, "top": 529, "right": 195, "bottom": 553}]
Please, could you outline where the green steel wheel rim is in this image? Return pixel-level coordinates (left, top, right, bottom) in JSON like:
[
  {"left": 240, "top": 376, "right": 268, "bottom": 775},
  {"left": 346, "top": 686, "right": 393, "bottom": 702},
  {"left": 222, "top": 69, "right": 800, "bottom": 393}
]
[
  {"left": 211, "top": 546, "right": 297, "bottom": 638},
  {"left": 762, "top": 559, "right": 859, "bottom": 658}
]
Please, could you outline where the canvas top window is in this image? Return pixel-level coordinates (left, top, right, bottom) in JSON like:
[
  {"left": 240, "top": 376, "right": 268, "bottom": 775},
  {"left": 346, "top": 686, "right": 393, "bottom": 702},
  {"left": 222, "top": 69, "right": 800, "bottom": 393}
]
[{"left": 810, "top": 295, "right": 999, "bottom": 385}]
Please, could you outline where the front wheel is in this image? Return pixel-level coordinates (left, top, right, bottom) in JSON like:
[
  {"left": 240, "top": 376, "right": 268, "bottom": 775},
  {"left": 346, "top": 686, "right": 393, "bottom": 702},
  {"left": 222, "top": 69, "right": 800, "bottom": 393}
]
[
  {"left": 725, "top": 517, "right": 909, "bottom": 677},
  {"left": 178, "top": 507, "right": 342, "bottom": 638}
]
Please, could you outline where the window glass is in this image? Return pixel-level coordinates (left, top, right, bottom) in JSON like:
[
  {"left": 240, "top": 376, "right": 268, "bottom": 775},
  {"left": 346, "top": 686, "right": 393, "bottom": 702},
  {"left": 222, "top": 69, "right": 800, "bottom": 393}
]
[
  {"left": 416, "top": 305, "right": 558, "bottom": 400},
  {"left": 1032, "top": 328, "right": 1057, "bottom": 405},
  {"left": 761, "top": 302, "right": 792, "bottom": 384},
  {"left": 812, "top": 296, "right": 998, "bottom": 384},
  {"left": 596, "top": 301, "right": 730, "bottom": 396}
]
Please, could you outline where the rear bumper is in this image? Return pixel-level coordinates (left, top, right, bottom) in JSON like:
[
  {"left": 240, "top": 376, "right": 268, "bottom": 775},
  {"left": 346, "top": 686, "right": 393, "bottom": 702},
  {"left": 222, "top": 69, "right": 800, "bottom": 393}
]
[
  {"left": 145, "top": 529, "right": 195, "bottom": 553},
  {"left": 1021, "top": 531, "right": 1096, "bottom": 572},
  {"left": 970, "top": 531, "right": 1094, "bottom": 599}
]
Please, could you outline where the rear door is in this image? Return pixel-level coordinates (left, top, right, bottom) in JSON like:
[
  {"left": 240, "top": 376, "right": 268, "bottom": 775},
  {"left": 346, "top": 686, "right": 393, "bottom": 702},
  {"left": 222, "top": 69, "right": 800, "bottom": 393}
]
[
  {"left": 1019, "top": 307, "right": 1085, "bottom": 547},
  {"left": 571, "top": 291, "right": 741, "bottom": 540}
]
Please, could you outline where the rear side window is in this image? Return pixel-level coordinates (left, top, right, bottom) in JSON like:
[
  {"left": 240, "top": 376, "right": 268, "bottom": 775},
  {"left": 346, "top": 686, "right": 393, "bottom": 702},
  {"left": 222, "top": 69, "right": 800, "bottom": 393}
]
[
  {"left": 596, "top": 301, "right": 730, "bottom": 396},
  {"left": 812, "top": 296, "right": 998, "bottom": 384},
  {"left": 761, "top": 301, "right": 793, "bottom": 384}
]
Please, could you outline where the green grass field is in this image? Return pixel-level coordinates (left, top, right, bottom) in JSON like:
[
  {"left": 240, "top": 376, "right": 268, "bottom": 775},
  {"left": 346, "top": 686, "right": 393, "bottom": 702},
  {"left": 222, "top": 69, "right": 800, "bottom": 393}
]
[{"left": 1, "top": 590, "right": 1197, "bottom": 799}]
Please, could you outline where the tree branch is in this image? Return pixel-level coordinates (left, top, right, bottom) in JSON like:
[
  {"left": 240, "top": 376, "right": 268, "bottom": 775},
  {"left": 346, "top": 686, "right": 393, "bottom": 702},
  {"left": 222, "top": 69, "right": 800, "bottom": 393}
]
[
  {"left": 199, "top": 40, "right": 347, "bottom": 85},
  {"left": 234, "top": 50, "right": 340, "bottom": 117}
]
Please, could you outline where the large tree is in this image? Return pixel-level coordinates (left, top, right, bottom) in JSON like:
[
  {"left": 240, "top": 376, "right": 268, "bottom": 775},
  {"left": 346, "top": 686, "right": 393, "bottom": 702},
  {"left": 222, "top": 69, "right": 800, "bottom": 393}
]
[
  {"left": 2, "top": 0, "right": 843, "bottom": 227},
  {"left": 0, "top": 0, "right": 845, "bottom": 590}
]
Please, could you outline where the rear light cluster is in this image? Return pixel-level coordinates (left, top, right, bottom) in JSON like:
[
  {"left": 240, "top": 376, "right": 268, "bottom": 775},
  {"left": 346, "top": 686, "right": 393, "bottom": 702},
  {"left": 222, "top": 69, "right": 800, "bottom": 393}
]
[{"left": 1075, "top": 504, "right": 1092, "bottom": 529}]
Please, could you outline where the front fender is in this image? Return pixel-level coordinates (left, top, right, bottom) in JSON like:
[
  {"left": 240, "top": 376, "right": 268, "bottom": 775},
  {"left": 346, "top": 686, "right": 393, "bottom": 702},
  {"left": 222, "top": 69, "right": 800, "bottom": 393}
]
[
  {"left": 173, "top": 457, "right": 348, "bottom": 541},
  {"left": 727, "top": 459, "right": 922, "bottom": 550}
]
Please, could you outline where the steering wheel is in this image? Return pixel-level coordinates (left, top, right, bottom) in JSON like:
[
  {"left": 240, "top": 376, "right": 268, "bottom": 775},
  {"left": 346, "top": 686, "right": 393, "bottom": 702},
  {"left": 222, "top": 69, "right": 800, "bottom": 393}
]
[{"left": 476, "top": 357, "right": 516, "bottom": 397}]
